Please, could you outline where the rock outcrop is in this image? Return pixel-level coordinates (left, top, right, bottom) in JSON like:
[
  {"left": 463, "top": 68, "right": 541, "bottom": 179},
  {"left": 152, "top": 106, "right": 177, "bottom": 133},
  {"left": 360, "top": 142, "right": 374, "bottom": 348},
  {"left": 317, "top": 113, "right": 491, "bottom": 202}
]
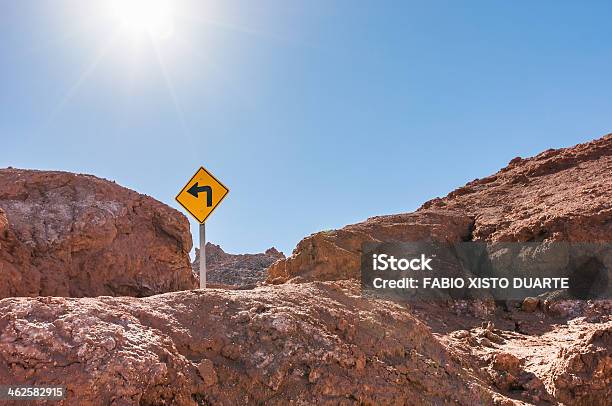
[
  {"left": 0, "top": 168, "right": 196, "bottom": 298},
  {"left": 192, "top": 243, "right": 284, "bottom": 287},
  {"left": 2, "top": 283, "right": 609, "bottom": 405},
  {"left": 437, "top": 306, "right": 611, "bottom": 406},
  {"left": 268, "top": 211, "right": 474, "bottom": 283},
  {"left": 548, "top": 321, "right": 612, "bottom": 404},
  {"left": 268, "top": 134, "right": 612, "bottom": 283},
  {"left": 0, "top": 281, "right": 501, "bottom": 405}
]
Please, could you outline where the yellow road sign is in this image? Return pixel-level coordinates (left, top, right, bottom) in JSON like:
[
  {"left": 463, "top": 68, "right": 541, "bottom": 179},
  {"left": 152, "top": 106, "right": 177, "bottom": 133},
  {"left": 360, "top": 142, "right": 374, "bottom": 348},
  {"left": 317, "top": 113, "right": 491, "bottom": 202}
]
[{"left": 176, "top": 166, "right": 229, "bottom": 223}]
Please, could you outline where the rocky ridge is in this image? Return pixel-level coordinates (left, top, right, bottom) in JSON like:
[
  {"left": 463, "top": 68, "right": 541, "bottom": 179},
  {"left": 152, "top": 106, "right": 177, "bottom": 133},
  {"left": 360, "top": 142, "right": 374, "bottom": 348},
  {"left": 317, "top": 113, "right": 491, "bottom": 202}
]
[
  {"left": 268, "top": 134, "right": 612, "bottom": 283},
  {"left": 192, "top": 243, "right": 284, "bottom": 287}
]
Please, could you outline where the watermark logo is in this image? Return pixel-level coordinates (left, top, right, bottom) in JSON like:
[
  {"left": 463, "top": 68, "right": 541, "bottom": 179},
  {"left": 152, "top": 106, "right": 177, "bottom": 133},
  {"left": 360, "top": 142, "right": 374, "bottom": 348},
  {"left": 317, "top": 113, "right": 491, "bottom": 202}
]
[
  {"left": 361, "top": 242, "right": 611, "bottom": 301},
  {"left": 372, "top": 253, "right": 433, "bottom": 271}
]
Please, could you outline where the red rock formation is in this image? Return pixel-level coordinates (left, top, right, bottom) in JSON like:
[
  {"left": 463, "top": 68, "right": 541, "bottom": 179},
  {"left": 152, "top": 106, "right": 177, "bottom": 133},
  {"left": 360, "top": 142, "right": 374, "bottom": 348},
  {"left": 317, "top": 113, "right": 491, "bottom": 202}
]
[
  {"left": 192, "top": 243, "right": 284, "bottom": 287},
  {"left": 1, "top": 280, "right": 606, "bottom": 405},
  {"left": 437, "top": 307, "right": 611, "bottom": 405},
  {"left": 548, "top": 321, "right": 612, "bottom": 404},
  {"left": 268, "top": 134, "right": 612, "bottom": 283},
  {"left": 0, "top": 281, "right": 502, "bottom": 405},
  {"left": 0, "top": 169, "right": 196, "bottom": 298},
  {"left": 0, "top": 136, "right": 610, "bottom": 405},
  {"left": 423, "top": 133, "right": 612, "bottom": 242},
  {"left": 268, "top": 211, "right": 473, "bottom": 284}
]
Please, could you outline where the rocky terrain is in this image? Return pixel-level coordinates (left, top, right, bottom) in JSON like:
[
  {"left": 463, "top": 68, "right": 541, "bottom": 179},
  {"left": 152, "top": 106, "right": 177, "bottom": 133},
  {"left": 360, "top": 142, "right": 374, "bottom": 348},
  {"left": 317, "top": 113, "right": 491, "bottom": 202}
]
[
  {"left": 0, "top": 135, "right": 610, "bottom": 405},
  {"left": 192, "top": 243, "right": 284, "bottom": 288},
  {"left": 0, "top": 169, "right": 196, "bottom": 298},
  {"left": 268, "top": 134, "right": 612, "bottom": 283},
  {"left": 0, "top": 281, "right": 504, "bottom": 405}
]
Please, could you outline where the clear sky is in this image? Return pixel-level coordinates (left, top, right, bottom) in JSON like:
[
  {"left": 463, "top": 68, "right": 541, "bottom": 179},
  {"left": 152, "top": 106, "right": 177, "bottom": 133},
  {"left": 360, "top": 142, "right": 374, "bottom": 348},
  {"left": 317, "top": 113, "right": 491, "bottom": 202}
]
[{"left": 2, "top": 1, "right": 611, "bottom": 256}]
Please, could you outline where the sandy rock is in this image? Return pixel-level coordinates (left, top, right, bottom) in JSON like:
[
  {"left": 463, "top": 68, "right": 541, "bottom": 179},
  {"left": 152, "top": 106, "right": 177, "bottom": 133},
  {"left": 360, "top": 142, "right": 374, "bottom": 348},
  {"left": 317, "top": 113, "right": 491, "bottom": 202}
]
[
  {"left": 0, "top": 168, "right": 196, "bottom": 298},
  {"left": 478, "top": 337, "right": 494, "bottom": 347},
  {"left": 486, "top": 352, "right": 548, "bottom": 403},
  {"left": 488, "top": 352, "right": 524, "bottom": 394},
  {"left": 491, "top": 352, "right": 521, "bottom": 376},
  {"left": 544, "top": 299, "right": 586, "bottom": 318}
]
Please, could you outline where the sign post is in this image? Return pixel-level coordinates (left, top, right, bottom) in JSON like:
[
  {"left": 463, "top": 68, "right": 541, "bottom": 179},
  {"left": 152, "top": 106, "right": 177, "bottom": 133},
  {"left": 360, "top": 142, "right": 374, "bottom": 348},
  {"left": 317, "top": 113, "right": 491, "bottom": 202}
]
[
  {"left": 199, "top": 223, "right": 206, "bottom": 289},
  {"left": 176, "top": 166, "right": 229, "bottom": 289}
]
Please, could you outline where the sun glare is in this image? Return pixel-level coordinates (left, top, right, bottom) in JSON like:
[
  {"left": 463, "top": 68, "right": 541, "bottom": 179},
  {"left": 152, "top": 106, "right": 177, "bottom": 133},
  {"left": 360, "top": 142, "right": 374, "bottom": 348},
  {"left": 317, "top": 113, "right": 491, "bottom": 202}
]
[{"left": 111, "top": 0, "right": 175, "bottom": 39}]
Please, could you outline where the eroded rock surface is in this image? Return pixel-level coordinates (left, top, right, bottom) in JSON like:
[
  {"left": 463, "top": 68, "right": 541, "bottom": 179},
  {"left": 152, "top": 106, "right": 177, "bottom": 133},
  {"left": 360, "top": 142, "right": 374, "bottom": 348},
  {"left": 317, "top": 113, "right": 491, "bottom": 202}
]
[
  {"left": 268, "top": 211, "right": 474, "bottom": 283},
  {"left": 418, "top": 290, "right": 611, "bottom": 405},
  {"left": 0, "top": 281, "right": 499, "bottom": 405},
  {"left": 0, "top": 168, "right": 196, "bottom": 298},
  {"left": 1, "top": 135, "right": 611, "bottom": 405},
  {"left": 268, "top": 134, "right": 612, "bottom": 283},
  {"left": 2, "top": 281, "right": 607, "bottom": 405},
  {"left": 192, "top": 243, "right": 284, "bottom": 287},
  {"left": 547, "top": 321, "right": 612, "bottom": 404}
]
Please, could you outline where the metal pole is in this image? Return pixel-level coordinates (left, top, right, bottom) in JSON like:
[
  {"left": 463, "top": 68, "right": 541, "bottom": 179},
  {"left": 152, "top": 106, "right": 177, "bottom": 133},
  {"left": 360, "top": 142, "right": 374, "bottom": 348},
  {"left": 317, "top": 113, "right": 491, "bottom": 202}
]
[{"left": 199, "top": 222, "right": 206, "bottom": 289}]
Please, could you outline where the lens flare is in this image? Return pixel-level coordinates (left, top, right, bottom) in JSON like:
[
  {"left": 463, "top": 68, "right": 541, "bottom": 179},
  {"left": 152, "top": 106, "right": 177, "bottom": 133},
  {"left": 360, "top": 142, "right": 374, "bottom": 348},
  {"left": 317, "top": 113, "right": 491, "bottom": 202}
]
[{"left": 111, "top": 0, "right": 175, "bottom": 39}]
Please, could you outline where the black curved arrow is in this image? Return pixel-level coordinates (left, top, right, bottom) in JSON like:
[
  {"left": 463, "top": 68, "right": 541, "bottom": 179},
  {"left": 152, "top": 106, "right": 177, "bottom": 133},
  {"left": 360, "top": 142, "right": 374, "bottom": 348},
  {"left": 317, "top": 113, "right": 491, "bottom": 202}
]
[{"left": 187, "top": 183, "right": 213, "bottom": 207}]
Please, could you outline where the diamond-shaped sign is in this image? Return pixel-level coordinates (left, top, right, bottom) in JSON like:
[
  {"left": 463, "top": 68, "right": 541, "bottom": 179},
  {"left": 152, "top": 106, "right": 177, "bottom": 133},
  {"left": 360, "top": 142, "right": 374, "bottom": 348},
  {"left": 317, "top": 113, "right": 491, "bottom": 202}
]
[{"left": 176, "top": 166, "right": 229, "bottom": 223}]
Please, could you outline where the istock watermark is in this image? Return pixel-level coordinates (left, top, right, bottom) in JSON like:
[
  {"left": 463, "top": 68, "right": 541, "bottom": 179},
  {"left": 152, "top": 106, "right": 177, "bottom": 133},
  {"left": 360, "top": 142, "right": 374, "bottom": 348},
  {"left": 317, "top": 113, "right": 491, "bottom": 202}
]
[{"left": 361, "top": 241, "right": 611, "bottom": 301}]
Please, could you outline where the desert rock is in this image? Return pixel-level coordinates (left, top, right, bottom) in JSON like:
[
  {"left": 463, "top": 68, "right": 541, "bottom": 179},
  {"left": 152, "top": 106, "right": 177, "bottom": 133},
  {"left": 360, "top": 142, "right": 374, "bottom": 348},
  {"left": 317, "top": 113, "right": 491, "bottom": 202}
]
[
  {"left": 548, "top": 321, "right": 612, "bottom": 404},
  {"left": 268, "top": 211, "right": 474, "bottom": 283},
  {"left": 1, "top": 136, "right": 611, "bottom": 405},
  {"left": 0, "top": 168, "right": 196, "bottom": 298},
  {"left": 0, "top": 281, "right": 500, "bottom": 405},
  {"left": 521, "top": 297, "right": 539, "bottom": 313},
  {"left": 268, "top": 134, "right": 612, "bottom": 283},
  {"left": 192, "top": 243, "right": 284, "bottom": 287}
]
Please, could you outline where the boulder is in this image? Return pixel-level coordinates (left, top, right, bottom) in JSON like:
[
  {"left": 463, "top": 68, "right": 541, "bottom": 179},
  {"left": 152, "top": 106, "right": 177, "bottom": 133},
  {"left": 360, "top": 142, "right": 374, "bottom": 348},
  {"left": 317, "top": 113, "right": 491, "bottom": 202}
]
[
  {"left": 521, "top": 297, "right": 539, "bottom": 312},
  {"left": 0, "top": 168, "right": 196, "bottom": 298}
]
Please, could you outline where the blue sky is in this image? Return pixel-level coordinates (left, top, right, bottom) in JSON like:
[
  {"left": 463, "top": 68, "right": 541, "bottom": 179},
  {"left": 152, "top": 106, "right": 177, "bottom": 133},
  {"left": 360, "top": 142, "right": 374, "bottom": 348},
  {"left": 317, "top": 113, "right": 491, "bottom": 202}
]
[{"left": 2, "top": 1, "right": 611, "bottom": 256}]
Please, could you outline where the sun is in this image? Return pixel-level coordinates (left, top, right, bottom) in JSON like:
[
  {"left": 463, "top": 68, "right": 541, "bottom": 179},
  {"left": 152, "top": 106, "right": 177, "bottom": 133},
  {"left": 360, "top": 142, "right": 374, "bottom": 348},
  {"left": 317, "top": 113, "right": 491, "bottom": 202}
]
[{"left": 111, "top": 0, "right": 175, "bottom": 40}]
